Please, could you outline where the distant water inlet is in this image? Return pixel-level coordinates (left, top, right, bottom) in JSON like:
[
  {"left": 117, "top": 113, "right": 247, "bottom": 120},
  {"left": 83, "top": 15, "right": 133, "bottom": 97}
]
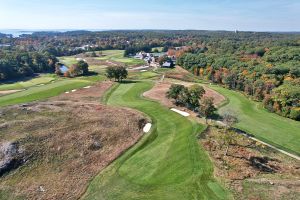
[{"left": 59, "top": 65, "right": 69, "bottom": 73}]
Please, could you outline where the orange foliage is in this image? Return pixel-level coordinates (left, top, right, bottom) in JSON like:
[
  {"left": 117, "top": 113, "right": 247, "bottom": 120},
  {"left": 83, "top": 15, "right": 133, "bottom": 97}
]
[
  {"left": 242, "top": 70, "right": 248, "bottom": 76},
  {"left": 200, "top": 68, "right": 204, "bottom": 76}
]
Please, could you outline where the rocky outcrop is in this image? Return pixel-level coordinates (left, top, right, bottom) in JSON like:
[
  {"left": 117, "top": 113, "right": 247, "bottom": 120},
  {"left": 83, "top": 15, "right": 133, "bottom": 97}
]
[{"left": 0, "top": 141, "right": 25, "bottom": 176}]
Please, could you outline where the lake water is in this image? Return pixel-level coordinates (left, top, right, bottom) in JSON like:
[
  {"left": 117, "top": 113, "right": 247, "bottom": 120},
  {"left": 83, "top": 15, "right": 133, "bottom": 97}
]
[{"left": 60, "top": 65, "right": 69, "bottom": 73}]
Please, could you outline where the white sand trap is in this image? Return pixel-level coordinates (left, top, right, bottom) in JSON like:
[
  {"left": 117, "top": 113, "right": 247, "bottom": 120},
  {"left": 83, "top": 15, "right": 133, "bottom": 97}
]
[
  {"left": 143, "top": 123, "right": 152, "bottom": 133},
  {"left": 84, "top": 86, "right": 91, "bottom": 89},
  {"left": 171, "top": 108, "right": 190, "bottom": 117},
  {"left": 71, "top": 89, "right": 77, "bottom": 92}
]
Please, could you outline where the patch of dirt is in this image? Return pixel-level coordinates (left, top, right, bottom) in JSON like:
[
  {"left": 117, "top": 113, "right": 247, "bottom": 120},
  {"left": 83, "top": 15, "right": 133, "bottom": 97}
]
[
  {"left": 165, "top": 66, "right": 194, "bottom": 81},
  {"left": 53, "top": 81, "right": 113, "bottom": 103},
  {"left": 202, "top": 86, "right": 225, "bottom": 106},
  {"left": 200, "top": 126, "right": 300, "bottom": 200},
  {"left": 143, "top": 81, "right": 225, "bottom": 108},
  {"left": 0, "top": 90, "right": 22, "bottom": 96},
  {"left": 143, "top": 82, "right": 173, "bottom": 108},
  {"left": 0, "top": 81, "right": 147, "bottom": 200}
]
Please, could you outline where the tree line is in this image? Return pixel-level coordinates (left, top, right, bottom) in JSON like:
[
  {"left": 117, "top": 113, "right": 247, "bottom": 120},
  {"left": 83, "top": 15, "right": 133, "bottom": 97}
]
[
  {"left": 177, "top": 46, "right": 300, "bottom": 121},
  {"left": 0, "top": 51, "right": 57, "bottom": 81}
]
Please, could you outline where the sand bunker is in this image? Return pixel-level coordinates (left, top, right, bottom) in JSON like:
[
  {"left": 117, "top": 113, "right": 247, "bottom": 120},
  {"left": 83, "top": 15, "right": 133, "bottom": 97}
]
[
  {"left": 143, "top": 123, "right": 152, "bottom": 133},
  {"left": 171, "top": 108, "right": 190, "bottom": 117}
]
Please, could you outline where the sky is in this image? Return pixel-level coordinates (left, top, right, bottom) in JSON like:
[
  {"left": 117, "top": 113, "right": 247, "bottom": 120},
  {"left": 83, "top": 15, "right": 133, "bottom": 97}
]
[{"left": 0, "top": 0, "right": 299, "bottom": 31}]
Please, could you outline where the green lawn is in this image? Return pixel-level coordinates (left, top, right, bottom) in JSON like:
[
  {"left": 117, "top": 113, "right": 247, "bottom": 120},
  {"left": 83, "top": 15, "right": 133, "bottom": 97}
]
[
  {"left": 128, "top": 71, "right": 159, "bottom": 80},
  {"left": 151, "top": 47, "right": 164, "bottom": 52},
  {"left": 82, "top": 81, "right": 230, "bottom": 200},
  {"left": 0, "top": 77, "right": 102, "bottom": 107},
  {"left": 0, "top": 74, "right": 56, "bottom": 91},
  {"left": 58, "top": 56, "right": 78, "bottom": 66},
  {"left": 95, "top": 50, "right": 145, "bottom": 66},
  {"left": 209, "top": 84, "right": 300, "bottom": 156},
  {"left": 59, "top": 50, "right": 145, "bottom": 69}
]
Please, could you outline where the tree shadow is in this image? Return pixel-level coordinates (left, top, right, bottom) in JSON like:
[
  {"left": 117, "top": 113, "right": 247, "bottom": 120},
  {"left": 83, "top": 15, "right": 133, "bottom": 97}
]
[
  {"left": 86, "top": 71, "right": 99, "bottom": 76},
  {"left": 119, "top": 80, "right": 138, "bottom": 84},
  {"left": 0, "top": 74, "right": 40, "bottom": 85}
]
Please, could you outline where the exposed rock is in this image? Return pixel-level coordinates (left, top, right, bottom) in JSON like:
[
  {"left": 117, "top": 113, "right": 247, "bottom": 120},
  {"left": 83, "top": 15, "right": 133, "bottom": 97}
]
[
  {"left": 38, "top": 186, "right": 45, "bottom": 192},
  {"left": 88, "top": 141, "right": 102, "bottom": 151},
  {"left": 249, "top": 156, "right": 275, "bottom": 173},
  {"left": 0, "top": 141, "right": 25, "bottom": 176}
]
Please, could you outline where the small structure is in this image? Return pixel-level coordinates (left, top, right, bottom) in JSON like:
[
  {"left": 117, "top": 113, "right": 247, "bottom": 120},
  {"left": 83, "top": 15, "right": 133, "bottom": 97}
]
[{"left": 162, "top": 61, "right": 173, "bottom": 68}]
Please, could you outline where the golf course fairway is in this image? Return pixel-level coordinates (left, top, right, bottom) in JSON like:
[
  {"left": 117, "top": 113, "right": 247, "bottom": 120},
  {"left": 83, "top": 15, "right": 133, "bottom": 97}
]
[
  {"left": 82, "top": 81, "right": 230, "bottom": 200},
  {"left": 210, "top": 84, "right": 300, "bottom": 156}
]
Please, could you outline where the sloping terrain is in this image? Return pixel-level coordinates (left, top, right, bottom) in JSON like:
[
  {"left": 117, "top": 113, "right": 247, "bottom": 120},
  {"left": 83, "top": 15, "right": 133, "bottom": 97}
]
[
  {"left": 201, "top": 126, "right": 300, "bottom": 200},
  {"left": 0, "top": 82, "right": 147, "bottom": 200},
  {"left": 209, "top": 84, "right": 300, "bottom": 156},
  {"left": 82, "top": 81, "right": 230, "bottom": 200}
]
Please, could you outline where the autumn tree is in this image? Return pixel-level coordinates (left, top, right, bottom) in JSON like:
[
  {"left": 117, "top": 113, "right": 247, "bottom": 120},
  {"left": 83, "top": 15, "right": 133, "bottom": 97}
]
[{"left": 200, "top": 97, "right": 216, "bottom": 123}]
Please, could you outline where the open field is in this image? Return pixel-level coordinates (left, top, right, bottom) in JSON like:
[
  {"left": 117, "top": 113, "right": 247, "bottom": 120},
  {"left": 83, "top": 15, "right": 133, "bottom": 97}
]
[
  {"left": 0, "top": 50, "right": 144, "bottom": 108},
  {"left": 95, "top": 50, "right": 145, "bottom": 66},
  {"left": 209, "top": 84, "right": 300, "bottom": 156},
  {"left": 57, "top": 56, "right": 78, "bottom": 66},
  {"left": 0, "top": 82, "right": 146, "bottom": 200},
  {"left": 82, "top": 81, "right": 230, "bottom": 200},
  {"left": 0, "top": 74, "right": 56, "bottom": 91},
  {"left": 59, "top": 50, "right": 145, "bottom": 69},
  {"left": 0, "top": 77, "right": 104, "bottom": 107},
  {"left": 151, "top": 47, "right": 164, "bottom": 52}
]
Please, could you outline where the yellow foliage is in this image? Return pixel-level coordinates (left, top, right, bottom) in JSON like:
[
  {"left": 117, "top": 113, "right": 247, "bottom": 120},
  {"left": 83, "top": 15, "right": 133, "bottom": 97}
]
[{"left": 284, "top": 76, "right": 294, "bottom": 81}]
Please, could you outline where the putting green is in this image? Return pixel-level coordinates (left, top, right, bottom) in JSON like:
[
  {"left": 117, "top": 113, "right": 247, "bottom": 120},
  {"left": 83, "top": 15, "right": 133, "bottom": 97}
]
[
  {"left": 82, "top": 81, "right": 230, "bottom": 200},
  {"left": 210, "top": 84, "right": 300, "bottom": 156}
]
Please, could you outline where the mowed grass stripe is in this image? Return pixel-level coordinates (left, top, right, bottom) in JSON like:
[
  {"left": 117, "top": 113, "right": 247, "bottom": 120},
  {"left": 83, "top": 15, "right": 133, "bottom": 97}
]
[
  {"left": 82, "top": 81, "right": 230, "bottom": 200},
  {"left": 0, "top": 75, "right": 56, "bottom": 91},
  {"left": 210, "top": 84, "right": 300, "bottom": 156},
  {"left": 0, "top": 79, "right": 91, "bottom": 107}
]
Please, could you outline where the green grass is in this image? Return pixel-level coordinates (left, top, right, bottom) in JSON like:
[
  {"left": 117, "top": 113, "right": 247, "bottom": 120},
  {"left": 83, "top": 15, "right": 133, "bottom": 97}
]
[
  {"left": 0, "top": 77, "right": 100, "bottom": 107},
  {"left": 95, "top": 50, "right": 145, "bottom": 66},
  {"left": 0, "top": 74, "right": 56, "bottom": 91},
  {"left": 129, "top": 71, "right": 159, "bottom": 80},
  {"left": 209, "top": 84, "right": 300, "bottom": 156},
  {"left": 151, "top": 47, "right": 164, "bottom": 52},
  {"left": 59, "top": 50, "right": 145, "bottom": 69},
  {"left": 58, "top": 56, "right": 78, "bottom": 66},
  {"left": 0, "top": 190, "right": 24, "bottom": 200},
  {"left": 82, "top": 81, "right": 230, "bottom": 200}
]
